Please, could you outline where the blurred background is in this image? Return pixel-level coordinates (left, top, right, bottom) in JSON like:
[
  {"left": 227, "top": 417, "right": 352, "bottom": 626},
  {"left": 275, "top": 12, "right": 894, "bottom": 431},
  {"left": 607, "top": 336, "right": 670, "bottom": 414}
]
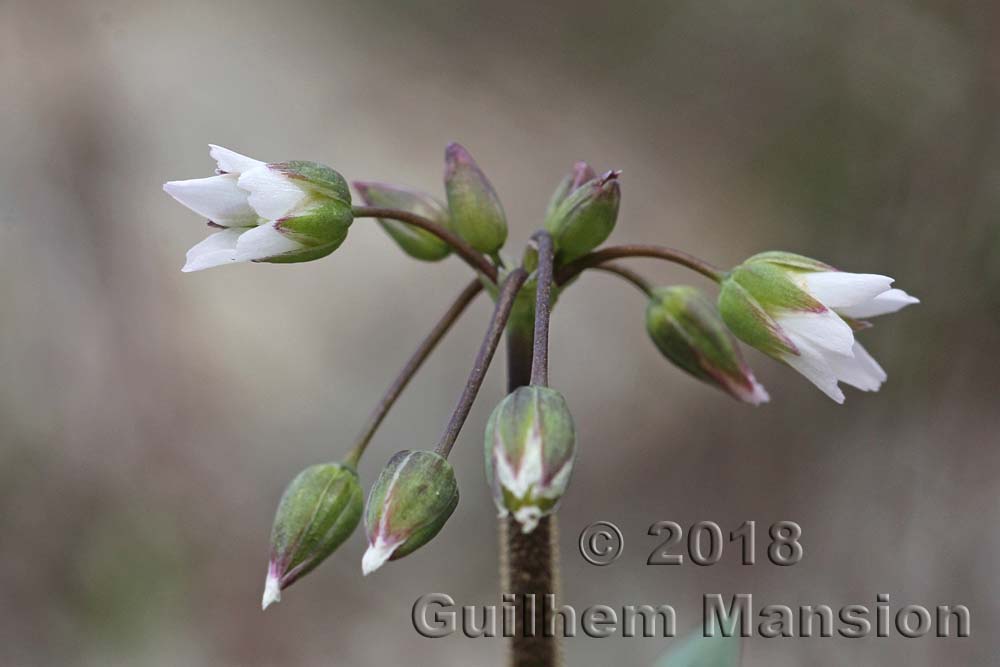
[{"left": 1, "top": 0, "right": 998, "bottom": 665}]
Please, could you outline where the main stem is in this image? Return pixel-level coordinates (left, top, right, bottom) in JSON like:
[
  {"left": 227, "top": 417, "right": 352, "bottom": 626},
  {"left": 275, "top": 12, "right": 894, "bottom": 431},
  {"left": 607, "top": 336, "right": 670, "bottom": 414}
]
[{"left": 502, "top": 328, "right": 560, "bottom": 667}]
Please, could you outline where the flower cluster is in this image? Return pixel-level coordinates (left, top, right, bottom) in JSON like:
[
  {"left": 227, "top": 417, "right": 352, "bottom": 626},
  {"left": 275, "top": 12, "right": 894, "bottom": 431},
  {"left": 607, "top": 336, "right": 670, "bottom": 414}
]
[{"left": 161, "top": 142, "right": 918, "bottom": 609}]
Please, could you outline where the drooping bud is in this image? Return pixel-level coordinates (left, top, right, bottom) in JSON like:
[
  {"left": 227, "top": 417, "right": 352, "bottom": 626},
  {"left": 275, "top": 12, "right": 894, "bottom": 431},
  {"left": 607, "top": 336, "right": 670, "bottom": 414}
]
[
  {"left": 484, "top": 386, "right": 575, "bottom": 534},
  {"left": 353, "top": 181, "right": 453, "bottom": 261},
  {"left": 646, "top": 286, "right": 769, "bottom": 405},
  {"left": 544, "top": 170, "right": 621, "bottom": 264},
  {"left": 362, "top": 450, "right": 459, "bottom": 575},
  {"left": 443, "top": 142, "right": 508, "bottom": 255},
  {"left": 544, "top": 161, "right": 597, "bottom": 220},
  {"left": 262, "top": 462, "right": 363, "bottom": 610}
]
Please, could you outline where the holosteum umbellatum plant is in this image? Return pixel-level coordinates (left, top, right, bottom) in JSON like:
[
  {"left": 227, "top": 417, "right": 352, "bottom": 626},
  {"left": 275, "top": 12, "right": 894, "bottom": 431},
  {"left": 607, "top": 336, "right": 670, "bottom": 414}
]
[{"left": 164, "top": 143, "right": 918, "bottom": 666}]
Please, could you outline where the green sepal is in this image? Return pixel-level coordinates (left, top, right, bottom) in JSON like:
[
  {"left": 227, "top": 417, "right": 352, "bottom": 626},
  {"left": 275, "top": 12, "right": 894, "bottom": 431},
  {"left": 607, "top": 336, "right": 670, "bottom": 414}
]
[
  {"left": 544, "top": 161, "right": 596, "bottom": 221},
  {"left": 273, "top": 160, "right": 352, "bottom": 204},
  {"left": 717, "top": 276, "right": 797, "bottom": 358},
  {"left": 365, "top": 450, "right": 459, "bottom": 561},
  {"left": 259, "top": 200, "right": 352, "bottom": 264},
  {"left": 745, "top": 250, "right": 834, "bottom": 273},
  {"left": 268, "top": 463, "right": 363, "bottom": 587},
  {"left": 729, "top": 262, "right": 824, "bottom": 314}
]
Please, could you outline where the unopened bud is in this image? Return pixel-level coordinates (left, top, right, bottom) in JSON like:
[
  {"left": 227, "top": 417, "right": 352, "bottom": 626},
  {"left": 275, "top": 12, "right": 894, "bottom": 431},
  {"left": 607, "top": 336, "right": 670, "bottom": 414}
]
[
  {"left": 362, "top": 450, "right": 459, "bottom": 575},
  {"left": 353, "top": 181, "right": 453, "bottom": 261},
  {"left": 646, "top": 286, "right": 769, "bottom": 405},
  {"left": 544, "top": 170, "right": 621, "bottom": 264},
  {"left": 444, "top": 142, "right": 508, "bottom": 255},
  {"left": 262, "top": 462, "right": 363, "bottom": 610},
  {"left": 484, "top": 386, "right": 575, "bottom": 533}
]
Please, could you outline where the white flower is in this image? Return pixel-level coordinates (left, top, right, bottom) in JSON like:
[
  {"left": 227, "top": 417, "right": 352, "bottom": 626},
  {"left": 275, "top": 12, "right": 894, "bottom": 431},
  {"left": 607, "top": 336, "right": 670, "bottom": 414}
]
[
  {"left": 719, "top": 253, "right": 918, "bottom": 403},
  {"left": 163, "top": 146, "right": 353, "bottom": 271}
]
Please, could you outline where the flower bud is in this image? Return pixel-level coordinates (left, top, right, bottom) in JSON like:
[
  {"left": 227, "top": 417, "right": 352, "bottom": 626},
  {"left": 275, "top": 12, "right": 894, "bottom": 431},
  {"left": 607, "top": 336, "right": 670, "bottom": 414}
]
[
  {"left": 164, "top": 146, "right": 354, "bottom": 271},
  {"left": 444, "top": 142, "right": 508, "bottom": 255},
  {"left": 484, "top": 386, "right": 575, "bottom": 534},
  {"left": 544, "top": 161, "right": 596, "bottom": 220},
  {"left": 544, "top": 170, "right": 621, "bottom": 264},
  {"left": 353, "top": 181, "right": 453, "bottom": 261},
  {"left": 362, "top": 450, "right": 459, "bottom": 575},
  {"left": 646, "top": 286, "right": 769, "bottom": 405},
  {"left": 262, "top": 462, "right": 363, "bottom": 610}
]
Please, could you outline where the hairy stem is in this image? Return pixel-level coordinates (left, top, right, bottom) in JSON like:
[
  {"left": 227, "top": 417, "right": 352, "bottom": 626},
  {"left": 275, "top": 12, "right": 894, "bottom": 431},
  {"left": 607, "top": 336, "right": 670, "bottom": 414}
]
[
  {"left": 435, "top": 269, "right": 528, "bottom": 458},
  {"left": 592, "top": 262, "right": 655, "bottom": 296},
  {"left": 502, "top": 327, "right": 560, "bottom": 667},
  {"left": 557, "top": 243, "right": 724, "bottom": 284},
  {"left": 530, "top": 232, "right": 555, "bottom": 387},
  {"left": 352, "top": 205, "right": 499, "bottom": 283},
  {"left": 343, "top": 280, "right": 483, "bottom": 468}
]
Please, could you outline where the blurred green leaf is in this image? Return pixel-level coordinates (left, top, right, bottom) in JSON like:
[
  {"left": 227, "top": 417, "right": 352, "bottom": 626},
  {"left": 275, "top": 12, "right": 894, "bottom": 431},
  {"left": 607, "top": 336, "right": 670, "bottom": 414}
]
[{"left": 654, "top": 631, "right": 741, "bottom": 667}]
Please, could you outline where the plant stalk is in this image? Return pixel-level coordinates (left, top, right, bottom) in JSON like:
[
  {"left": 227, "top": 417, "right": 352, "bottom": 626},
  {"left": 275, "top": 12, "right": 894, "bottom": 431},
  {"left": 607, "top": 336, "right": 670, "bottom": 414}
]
[
  {"left": 530, "top": 231, "right": 555, "bottom": 387},
  {"left": 502, "top": 326, "right": 560, "bottom": 667},
  {"left": 556, "top": 243, "right": 724, "bottom": 284},
  {"left": 591, "top": 262, "right": 655, "bottom": 296},
  {"left": 343, "top": 279, "right": 483, "bottom": 468},
  {"left": 352, "top": 205, "right": 499, "bottom": 283},
  {"left": 435, "top": 269, "right": 527, "bottom": 458}
]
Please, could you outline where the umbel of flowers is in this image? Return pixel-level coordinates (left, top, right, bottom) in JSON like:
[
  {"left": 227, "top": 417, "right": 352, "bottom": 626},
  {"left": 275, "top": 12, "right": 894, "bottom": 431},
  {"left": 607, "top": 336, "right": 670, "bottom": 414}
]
[{"left": 163, "top": 143, "right": 918, "bottom": 611}]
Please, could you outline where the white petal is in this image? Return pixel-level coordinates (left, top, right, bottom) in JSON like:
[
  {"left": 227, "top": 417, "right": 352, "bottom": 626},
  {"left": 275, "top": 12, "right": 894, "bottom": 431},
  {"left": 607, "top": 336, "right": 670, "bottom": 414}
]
[
  {"left": 514, "top": 507, "right": 542, "bottom": 534},
  {"left": 182, "top": 228, "right": 246, "bottom": 272},
  {"left": 163, "top": 174, "right": 258, "bottom": 226},
  {"left": 800, "top": 272, "right": 894, "bottom": 309},
  {"left": 740, "top": 376, "right": 771, "bottom": 406},
  {"left": 234, "top": 221, "right": 305, "bottom": 262},
  {"left": 209, "top": 144, "right": 265, "bottom": 175},
  {"left": 827, "top": 341, "right": 887, "bottom": 392},
  {"left": 494, "top": 429, "right": 544, "bottom": 501},
  {"left": 776, "top": 310, "right": 855, "bottom": 356},
  {"left": 238, "top": 165, "right": 310, "bottom": 220},
  {"left": 780, "top": 338, "right": 845, "bottom": 404},
  {"left": 261, "top": 569, "right": 282, "bottom": 610},
  {"left": 361, "top": 536, "right": 401, "bottom": 576},
  {"left": 838, "top": 289, "right": 920, "bottom": 319}
]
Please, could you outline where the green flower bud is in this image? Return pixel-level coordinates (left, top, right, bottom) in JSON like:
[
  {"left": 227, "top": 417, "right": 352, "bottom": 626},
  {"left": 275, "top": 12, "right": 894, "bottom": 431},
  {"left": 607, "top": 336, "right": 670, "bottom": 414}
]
[
  {"left": 544, "top": 161, "right": 596, "bottom": 221},
  {"left": 444, "top": 142, "right": 508, "bottom": 255},
  {"left": 353, "top": 181, "right": 453, "bottom": 261},
  {"left": 262, "top": 463, "right": 363, "bottom": 609},
  {"left": 646, "top": 286, "right": 769, "bottom": 405},
  {"left": 362, "top": 450, "right": 459, "bottom": 575},
  {"left": 544, "top": 170, "right": 621, "bottom": 264},
  {"left": 484, "top": 386, "right": 575, "bottom": 533}
]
